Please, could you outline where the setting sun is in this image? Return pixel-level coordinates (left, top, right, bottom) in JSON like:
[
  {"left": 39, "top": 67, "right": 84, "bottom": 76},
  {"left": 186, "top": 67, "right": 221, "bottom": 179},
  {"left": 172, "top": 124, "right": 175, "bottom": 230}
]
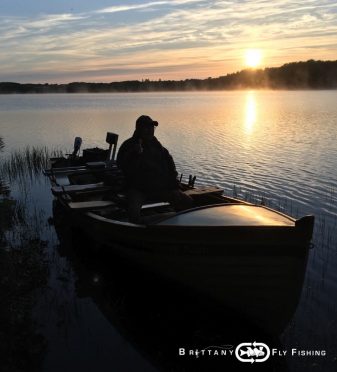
[{"left": 245, "top": 49, "right": 262, "bottom": 68}]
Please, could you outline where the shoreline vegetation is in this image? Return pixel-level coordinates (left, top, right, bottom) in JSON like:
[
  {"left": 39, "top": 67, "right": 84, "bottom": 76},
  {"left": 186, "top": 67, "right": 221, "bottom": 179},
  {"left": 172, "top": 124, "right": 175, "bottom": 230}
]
[
  {"left": 1, "top": 60, "right": 337, "bottom": 94},
  {"left": 0, "top": 186, "right": 48, "bottom": 372},
  {"left": 0, "top": 144, "right": 62, "bottom": 372}
]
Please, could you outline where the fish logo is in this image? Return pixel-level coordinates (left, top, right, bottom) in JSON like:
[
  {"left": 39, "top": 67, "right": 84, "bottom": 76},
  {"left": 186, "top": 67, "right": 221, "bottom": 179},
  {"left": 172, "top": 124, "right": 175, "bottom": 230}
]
[{"left": 235, "top": 342, "right": 270, "bottom": 363}]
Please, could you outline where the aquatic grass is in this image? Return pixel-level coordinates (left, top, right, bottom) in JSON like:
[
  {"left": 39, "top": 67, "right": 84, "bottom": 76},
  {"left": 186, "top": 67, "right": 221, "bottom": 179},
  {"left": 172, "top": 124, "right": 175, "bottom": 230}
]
[
  {"left": 0, "top": 195, "right": 49, "bottom": 372},
  {"left": 324, "top": 186, "right": 336, "bottom": 206},
  {"left": 229, "top": 184, "right": 295, "bottom": 213},
  {"left": 319, "top": 187, "right": 337, "bottom": 252},
  {"left": 0, "top": 180, "right": 10, "bottom": 196},
  {"left": 0, "top": 238, "right": 48, "bottom": 372},
  {"left": 0, "top": 146, "right": 63, "bottom": 182},
  {"left": 229, "top": 183, "right": 337, "bottom": 255},
  {"left": 0, "top": 198, "right": 16, "bottom": 246},
  {"left": 1, "top": 151, "right": 51, "bottom": 348}
]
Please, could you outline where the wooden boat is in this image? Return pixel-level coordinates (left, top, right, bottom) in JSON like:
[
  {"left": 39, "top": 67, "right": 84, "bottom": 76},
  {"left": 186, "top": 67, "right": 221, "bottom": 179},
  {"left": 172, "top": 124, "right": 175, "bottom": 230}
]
[{"left": 45, "top": 133, "right": 315, "bottom": 334}]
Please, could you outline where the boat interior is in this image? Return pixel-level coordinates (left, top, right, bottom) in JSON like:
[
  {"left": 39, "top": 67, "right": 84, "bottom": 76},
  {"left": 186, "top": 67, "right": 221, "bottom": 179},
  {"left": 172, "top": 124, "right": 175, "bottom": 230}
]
[
  {"left": 45, "top": 133, "right": 313, "bottom": 234},
  {"left": 50, "top": 166, "right": 243, "bottom": 224}
]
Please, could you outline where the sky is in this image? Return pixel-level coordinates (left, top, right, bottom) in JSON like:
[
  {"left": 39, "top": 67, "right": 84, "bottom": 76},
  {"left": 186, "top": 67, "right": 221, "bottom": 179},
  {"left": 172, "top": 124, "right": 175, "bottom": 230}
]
[{"left": 1, "top": 0, "right": 337, "bottom": 83}]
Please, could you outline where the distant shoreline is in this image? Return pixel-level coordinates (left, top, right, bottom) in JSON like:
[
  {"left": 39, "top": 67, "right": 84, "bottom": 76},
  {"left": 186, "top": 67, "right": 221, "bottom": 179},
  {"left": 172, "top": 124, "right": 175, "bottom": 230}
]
[
  {"left": 1, "top": 87, "right": 337, "bottom": 95},
  {"left": 1, "top": 60, "right": 337, "bottom": 94}
]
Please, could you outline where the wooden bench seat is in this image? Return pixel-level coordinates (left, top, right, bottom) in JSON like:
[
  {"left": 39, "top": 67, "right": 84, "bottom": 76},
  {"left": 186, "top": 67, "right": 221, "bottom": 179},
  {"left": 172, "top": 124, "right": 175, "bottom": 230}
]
[
  {"left": 68, "top": 200, "right": 115, "bottom": 210},
  {"left": 184, "top": 186, "right": 223, "bottom": 196},
  {"left": 51, "top": 182, "right": 106, "bottom": 195}
]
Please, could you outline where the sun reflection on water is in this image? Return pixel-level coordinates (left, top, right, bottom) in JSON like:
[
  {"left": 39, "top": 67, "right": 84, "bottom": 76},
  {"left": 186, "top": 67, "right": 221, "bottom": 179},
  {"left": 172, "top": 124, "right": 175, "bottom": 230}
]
[{"left": 244, "top": 92, "right": 257, "bottom": 134}]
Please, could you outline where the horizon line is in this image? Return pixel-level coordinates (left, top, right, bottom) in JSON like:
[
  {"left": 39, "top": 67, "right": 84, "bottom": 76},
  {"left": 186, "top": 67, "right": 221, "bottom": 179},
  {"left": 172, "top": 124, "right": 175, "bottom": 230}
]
[{"left": 1, "top": 59, "right": 336, "bottom": 86}]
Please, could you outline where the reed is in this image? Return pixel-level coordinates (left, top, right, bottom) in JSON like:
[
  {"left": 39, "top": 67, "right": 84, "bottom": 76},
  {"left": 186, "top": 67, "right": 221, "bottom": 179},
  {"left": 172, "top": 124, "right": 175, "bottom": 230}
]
[
  {"left": 229, "top": 184, "right": 292, "bottom": 212},
  {"left": 0, "top": 148, "right": 58, "bottom": 360},
  {"left": 0, "top": 146, "right": 63, "bottom": 181},
  {"left": 228, "top": 183, "right": 337, "bottom": 253},
  {"left": 0, "top": 193, "right": 48, "bottom": 372}
]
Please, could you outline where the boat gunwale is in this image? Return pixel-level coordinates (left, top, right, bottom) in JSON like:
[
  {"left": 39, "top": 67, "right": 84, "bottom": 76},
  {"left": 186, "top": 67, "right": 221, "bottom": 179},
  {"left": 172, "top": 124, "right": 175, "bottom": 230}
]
[
  {"left": 84, "top": 200, "right": 297, "bottom": 227},
  {"left": 85, "top": 207, "right": 298, "bottom": 229}
]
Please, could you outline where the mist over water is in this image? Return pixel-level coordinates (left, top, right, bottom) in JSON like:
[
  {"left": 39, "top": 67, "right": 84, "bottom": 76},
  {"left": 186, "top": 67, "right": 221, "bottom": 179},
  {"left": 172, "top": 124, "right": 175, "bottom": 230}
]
[{"left": 1, "top": 91, "right": 337, "bottom": 371}]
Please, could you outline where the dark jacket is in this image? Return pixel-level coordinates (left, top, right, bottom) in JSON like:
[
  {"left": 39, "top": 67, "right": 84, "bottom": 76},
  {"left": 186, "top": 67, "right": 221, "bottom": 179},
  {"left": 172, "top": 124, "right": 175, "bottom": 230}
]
[{"left": 117, "top": 133, "right": 179, "bottom": 192}]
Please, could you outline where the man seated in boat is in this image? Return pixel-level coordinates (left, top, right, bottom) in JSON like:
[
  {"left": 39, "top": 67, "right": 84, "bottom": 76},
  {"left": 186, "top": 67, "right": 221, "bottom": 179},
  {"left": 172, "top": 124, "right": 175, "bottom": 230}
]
[{"left": 117, "top": 115, "right": 193, "bottom": 223}]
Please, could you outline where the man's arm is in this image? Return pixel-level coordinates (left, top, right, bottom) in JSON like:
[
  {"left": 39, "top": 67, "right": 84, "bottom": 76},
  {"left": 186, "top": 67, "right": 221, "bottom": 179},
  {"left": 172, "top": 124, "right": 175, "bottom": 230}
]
[{"left": 163, "top": 148, "right": 179, "bottom": 188}]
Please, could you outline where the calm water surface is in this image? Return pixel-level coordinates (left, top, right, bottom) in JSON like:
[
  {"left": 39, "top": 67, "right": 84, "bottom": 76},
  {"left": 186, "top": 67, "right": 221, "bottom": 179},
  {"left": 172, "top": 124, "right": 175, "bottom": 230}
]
[{"left": 1, "top": 91, "right": 337, "bottom": 371}]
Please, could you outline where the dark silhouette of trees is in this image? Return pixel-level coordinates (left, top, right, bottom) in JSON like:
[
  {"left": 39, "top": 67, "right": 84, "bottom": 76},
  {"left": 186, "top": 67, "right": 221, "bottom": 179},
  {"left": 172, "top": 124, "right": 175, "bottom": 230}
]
[
  {"left": 265, "top": 60, "right": 337, "bottom": 88},
  {"left": 1, "top": 60, "right": 337, "bottom": 94}
]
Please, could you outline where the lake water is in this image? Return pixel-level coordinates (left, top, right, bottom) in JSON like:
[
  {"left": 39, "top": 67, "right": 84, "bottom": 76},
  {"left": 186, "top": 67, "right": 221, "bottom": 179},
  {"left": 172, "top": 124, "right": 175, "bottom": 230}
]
[{"left": 1, "top": 91, "right": 337, "bottom": 371}]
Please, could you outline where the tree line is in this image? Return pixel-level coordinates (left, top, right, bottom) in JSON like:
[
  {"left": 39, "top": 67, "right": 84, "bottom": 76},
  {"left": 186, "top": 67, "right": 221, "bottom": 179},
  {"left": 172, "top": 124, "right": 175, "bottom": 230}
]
[{"left": 1, "top": 60, "right": 337, "bottom": 94}]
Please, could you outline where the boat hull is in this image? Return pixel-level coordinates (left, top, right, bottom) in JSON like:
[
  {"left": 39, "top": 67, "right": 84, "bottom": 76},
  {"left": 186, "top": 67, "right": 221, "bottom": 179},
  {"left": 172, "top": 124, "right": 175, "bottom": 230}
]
[{"left": 73, "top": 210, "right": 310, "bottom": 334}]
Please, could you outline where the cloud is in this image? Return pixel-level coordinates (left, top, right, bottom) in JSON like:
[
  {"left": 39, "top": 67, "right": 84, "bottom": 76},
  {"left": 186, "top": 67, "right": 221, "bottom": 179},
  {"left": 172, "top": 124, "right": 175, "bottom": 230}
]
[
  {"left": 95, "top": 1, "right": 167, "bottom": 14},
  {"left": 95, "top": 0, "right": 204, "bottom": 14},
  {"left": 28, "top": 13, "right": 88, "bottom": 28},
  {"left": 1, "top": 0, "right": 337, "bottom": 82}
]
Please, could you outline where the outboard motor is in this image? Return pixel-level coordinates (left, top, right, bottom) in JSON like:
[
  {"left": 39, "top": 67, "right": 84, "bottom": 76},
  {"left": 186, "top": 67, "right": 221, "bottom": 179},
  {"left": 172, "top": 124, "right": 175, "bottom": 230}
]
[
  {"left": 106, "top": 132, "right": 119, "bottom": 162},
  {"left": 72, "top": 136, "right": 82, "bottom": 157}
]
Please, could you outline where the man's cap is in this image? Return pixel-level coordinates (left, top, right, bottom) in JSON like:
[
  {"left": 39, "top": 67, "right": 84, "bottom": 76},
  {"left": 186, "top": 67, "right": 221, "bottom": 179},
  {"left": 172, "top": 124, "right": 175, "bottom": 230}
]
[{"left": 136, "top": 115, "right": 158, "bottom": 128}]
